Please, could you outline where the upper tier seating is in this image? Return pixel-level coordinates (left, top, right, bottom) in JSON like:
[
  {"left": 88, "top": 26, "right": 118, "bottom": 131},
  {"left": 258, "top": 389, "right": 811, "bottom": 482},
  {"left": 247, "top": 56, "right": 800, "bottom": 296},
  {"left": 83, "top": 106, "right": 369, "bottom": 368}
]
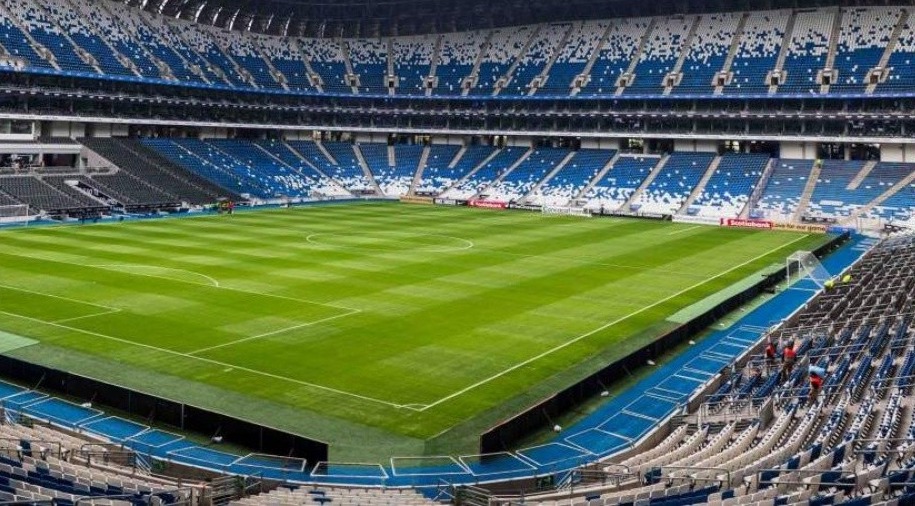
[
  {"left": 579, "top": 17, "right": 651, "bottom": 96},
  {"left": 103, "top": 0, "right": 198, "bottom": 82},
  {"left": 67, "top": 0, "right": 159, "bottom": 78},
  {"left": 779, "top": 10, "right": 834, "bottom": 93},
  {"left": 883, "top": 17, "right": 915, "bottom": 93},
  {"left": 502, "top": 23, "right": 571, "bottom": 96},
  {"left": 5, "top": 0, "right": 95, "bottom": 73},
  {"left": 203, "top": 26, "right": 278, "bottom": 89},
  {"left": 624, "top": 16, "right": 695, "bottom": 95},
  {"left": 471, "top": 27, "right": 533, "bottom": 96},
  {"left": 674, "top": 12, "right": 741, "bottom": 94},
  {"left": 172, "top": 21, "right": 248, "bottom": 87},
  {"left": 831, "top": 7, "right": 902, "bottom": 93},
  {"left": 348, "top": 38, "right": 388, "bottom": 94},
  {"left": 253, "top": 33, "right": 312, "bottom": 91},
  {"left": 392, "top": 35, "right": 436, "bottom": 95},
  {"left": 539, "top": 21, "right": 607, "bottom": 96},
  {"left": 724, "top": 11, "right": 791, "bottom": 94},
  {"left": 434, "top": 31, "right": 487, "bottom": 95},
  {"left": 0, "top": 8, "right": 52, "bottom": 69},
  {"left": 1, "top": 3, "right": 912, "bottom": 99}
]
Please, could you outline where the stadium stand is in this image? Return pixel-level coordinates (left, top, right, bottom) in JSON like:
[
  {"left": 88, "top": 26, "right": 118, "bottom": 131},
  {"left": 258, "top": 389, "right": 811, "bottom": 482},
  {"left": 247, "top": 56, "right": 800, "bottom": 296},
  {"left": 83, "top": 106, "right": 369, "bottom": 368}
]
[
  {"left": 441, "top": 146, "right": 528, "bottom": 199},
  {"left": 531, "top": 148, "right": 617, "bottom": 206},
  {"left": 481, "top": 147, "right": 570, "bottom": 202},
  {"left": 471, "top": 27, "right": 534, "bottom": 96},
  {"left": 630, "top": 151, "right": 716, "bottom": 215},
  {"left": 724, "top": 10, "right": 791, "bottom": 95},
  {"left": 690, "top": 152, "right": 768, "bottom": 218},
  {"left": 6, "top": 1, "right": 915, "bottom": 101},
  {"left": 391, "top": 34, "right": 437, "bottom": 95},
  {"left": 778, "top": 10, "right": 834, "bottom": 94},
  {"left": 540, "top": 21, "right": 607, "bottom": 96},
  {"left": 414, "top": 144, "right": 492, "bottom": 195},
  {"left": 579, "top": 17, "right": 651, "bottom": 96},
  {"left": 753, "top": 159, "right": 817, "bottom": 221},
  {"left": 623, "top": 15, "right": 696, "bottom": 95},
  {"left": 583, "top": 154, "right": 661, "bottom": 211}
]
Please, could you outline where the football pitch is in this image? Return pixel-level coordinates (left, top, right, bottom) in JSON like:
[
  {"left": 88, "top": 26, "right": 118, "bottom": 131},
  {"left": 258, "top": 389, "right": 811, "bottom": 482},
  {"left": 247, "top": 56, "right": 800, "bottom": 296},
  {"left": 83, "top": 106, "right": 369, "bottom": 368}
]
[{"left": 0, "top": 202, "right": 829, "bottom": 459}]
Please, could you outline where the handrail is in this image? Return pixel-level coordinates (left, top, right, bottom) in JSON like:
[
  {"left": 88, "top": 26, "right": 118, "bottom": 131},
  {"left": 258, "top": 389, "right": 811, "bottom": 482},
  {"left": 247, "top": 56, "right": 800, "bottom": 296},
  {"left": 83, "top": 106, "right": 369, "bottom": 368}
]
[{"left": 651, "top": 465, "right": 731, "bottom": 488}]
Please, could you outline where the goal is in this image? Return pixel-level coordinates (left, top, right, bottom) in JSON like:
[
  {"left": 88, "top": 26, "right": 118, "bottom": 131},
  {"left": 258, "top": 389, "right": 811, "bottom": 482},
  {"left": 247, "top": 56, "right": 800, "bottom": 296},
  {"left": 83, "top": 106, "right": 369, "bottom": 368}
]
[
  {"left": 542, "top": 205, "right": 591, "bottom": 218},
  {"left": 786, "top": 250, "right": 832, "bottom": 288},
  {"left": 0, "top": 204, "right": 31, "bottom": 226}
]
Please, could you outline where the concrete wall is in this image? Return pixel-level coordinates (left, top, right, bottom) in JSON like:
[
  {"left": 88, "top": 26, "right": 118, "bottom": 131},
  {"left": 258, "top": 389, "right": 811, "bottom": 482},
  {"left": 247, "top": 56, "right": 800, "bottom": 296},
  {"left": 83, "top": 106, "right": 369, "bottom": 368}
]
[
  {"left": 780, "top": 141, "right": 818, "bottom": 160},
  {"left": 880, "top": 143, "right": 915, "bottom": 163},
  {"left": 200, "top": 127, "right": 230, "bottom": 139},
  {"left": 674, "top": 139, "right": 718, "bottom": 152},
  {"left": 47, "top": 122, "right": 85, "bottom": 139}
]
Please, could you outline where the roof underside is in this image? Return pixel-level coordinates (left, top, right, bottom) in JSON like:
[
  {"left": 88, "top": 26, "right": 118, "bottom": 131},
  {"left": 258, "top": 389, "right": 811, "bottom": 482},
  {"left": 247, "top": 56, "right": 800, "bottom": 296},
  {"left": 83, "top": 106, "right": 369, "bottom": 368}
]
[{"left": 127, "top": 0, "right": 884, "bottom": 38}]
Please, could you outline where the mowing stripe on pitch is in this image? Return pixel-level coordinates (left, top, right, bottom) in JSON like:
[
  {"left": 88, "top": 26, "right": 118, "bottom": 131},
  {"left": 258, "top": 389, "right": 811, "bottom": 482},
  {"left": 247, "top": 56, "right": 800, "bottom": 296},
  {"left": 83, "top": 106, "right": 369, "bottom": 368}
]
[
  {"left": 417, "top": 233, "right": 812, "bottom": 412},
  {"left": 0, "top": 311, "right": 415, "bottom": 411}
]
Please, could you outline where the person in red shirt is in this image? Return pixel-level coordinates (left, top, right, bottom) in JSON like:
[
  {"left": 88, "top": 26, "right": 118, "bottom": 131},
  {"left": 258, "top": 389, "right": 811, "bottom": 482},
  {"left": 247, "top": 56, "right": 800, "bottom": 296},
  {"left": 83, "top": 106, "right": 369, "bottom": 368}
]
[
  {"left": 781, "top": 342, "right": 797, "bottom": 382},
  {"left": 765, "top": 340, "right": 777, "bottom": 374},
  {"left": 809, "top": 372, "right": 823, "bottom": 404}
]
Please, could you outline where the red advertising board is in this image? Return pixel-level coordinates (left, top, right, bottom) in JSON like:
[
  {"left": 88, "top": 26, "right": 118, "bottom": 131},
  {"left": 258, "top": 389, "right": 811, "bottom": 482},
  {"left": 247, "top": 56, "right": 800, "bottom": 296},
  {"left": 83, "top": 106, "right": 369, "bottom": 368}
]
[
  {"left": 468, "top": 199, "right": 508, "bottom": 210},
  {"left": 720, "top": 218, "right": 774, "bottom": 229}
]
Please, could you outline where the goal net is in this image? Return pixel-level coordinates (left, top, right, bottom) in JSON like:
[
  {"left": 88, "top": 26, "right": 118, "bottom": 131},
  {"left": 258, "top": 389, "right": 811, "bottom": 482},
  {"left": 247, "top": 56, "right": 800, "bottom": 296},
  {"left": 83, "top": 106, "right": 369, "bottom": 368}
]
[
  {"left": 786, "top": 251, "right": 832, "bottom": 288},
  {"left": 542, "top": 205, "right": 591, "bottom": 218},
  {"left": 0, "top": 204, "right": 31, "bottom": 225}
]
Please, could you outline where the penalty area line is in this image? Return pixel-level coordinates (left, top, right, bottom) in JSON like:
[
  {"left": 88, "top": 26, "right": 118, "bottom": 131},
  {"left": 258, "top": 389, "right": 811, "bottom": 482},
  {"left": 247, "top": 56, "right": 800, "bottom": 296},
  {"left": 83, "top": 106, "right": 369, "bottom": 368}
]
[
  {"left": 186, "top": 308, "right": 362, "bottom": 356},
  {"left": 416, "top": 233, "right": 812, "bottom": 412},
  {"left": 0, "top": 310, "right": 419, "bottom": 412}
]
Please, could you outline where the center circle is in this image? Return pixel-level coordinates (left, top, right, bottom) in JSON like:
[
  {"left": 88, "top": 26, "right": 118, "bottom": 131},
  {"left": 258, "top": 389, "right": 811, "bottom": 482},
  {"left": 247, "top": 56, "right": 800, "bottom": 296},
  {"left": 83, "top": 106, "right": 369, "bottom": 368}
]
[{"left": 306, "top": 232, "right": 474, "bottom": 253}]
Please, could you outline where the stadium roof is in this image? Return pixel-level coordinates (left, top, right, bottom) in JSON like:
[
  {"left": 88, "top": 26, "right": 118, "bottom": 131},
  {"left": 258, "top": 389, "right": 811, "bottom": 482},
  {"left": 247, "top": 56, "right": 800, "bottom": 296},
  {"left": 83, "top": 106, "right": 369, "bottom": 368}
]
[{"left": 130, "top": 0, "right": 877, "bottom": 37}]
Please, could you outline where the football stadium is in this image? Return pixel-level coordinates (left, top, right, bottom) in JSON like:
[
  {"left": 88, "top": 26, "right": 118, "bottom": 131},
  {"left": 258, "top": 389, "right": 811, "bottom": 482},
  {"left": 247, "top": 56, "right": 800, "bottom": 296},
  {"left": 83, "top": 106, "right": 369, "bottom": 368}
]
[{"left": 0, "top": 0, "right": 914, "bottom": 504}]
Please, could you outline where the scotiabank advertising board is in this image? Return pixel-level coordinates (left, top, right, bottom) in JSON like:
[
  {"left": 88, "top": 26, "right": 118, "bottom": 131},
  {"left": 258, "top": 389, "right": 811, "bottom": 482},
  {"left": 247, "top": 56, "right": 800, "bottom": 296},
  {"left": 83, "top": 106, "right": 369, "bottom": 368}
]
[
  {"left": 468, "top": 199, "right": 508, "bottom": 210},
  {"left": 720, "top": 218, "right": 774, "bottom": 229}
]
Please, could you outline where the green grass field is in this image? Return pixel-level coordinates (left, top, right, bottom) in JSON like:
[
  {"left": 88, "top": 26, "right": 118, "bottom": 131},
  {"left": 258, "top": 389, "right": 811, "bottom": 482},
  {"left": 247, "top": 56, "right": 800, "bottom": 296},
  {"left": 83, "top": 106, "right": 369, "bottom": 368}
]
[{"left": 0, "top": 202, "right": 829, "bottom": 459}]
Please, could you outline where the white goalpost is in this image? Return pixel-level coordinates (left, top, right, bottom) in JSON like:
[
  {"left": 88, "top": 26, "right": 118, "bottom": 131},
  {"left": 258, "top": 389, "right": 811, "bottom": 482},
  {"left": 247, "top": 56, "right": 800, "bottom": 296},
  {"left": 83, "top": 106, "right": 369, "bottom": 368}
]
[
  {"left": 0, "top": 204, "right": 31, "bottom": 226},
  {"left": 542, "top": 204, "right": 591, "bottom": 218},
  {"left": 786, "top": 250, "right": 832, "bottom": 288}
]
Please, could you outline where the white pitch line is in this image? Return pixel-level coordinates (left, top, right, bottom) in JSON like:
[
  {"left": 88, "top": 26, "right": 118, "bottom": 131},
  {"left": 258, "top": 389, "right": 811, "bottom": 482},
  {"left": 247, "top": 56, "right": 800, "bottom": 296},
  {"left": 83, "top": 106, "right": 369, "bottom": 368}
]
[
  {"left": 0, "top": 310, "right": 417, "bottom": 411},
  {"left": 305, "top": 232, "right": 475, "bottom": 252},
  {"left": 53, "top": 308, "right": 123, "bottom": 324},
  {"left": 667, "top": 225, "right": 704, "bottom": 236},
  {"left": 0, "top": 283, "right": 120, "bottom": 311},
  {"left": 0, "top": 250, "right": 360, "bottom": 314},
  {"left": 92, "top": 264, "right": 221, "bottom": 287},
  {"left": 186, "top": 308, "right": 361, "bottom": 355},
  {"left": 417, "top": 233, "right": 812, "bottom": 412}
]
